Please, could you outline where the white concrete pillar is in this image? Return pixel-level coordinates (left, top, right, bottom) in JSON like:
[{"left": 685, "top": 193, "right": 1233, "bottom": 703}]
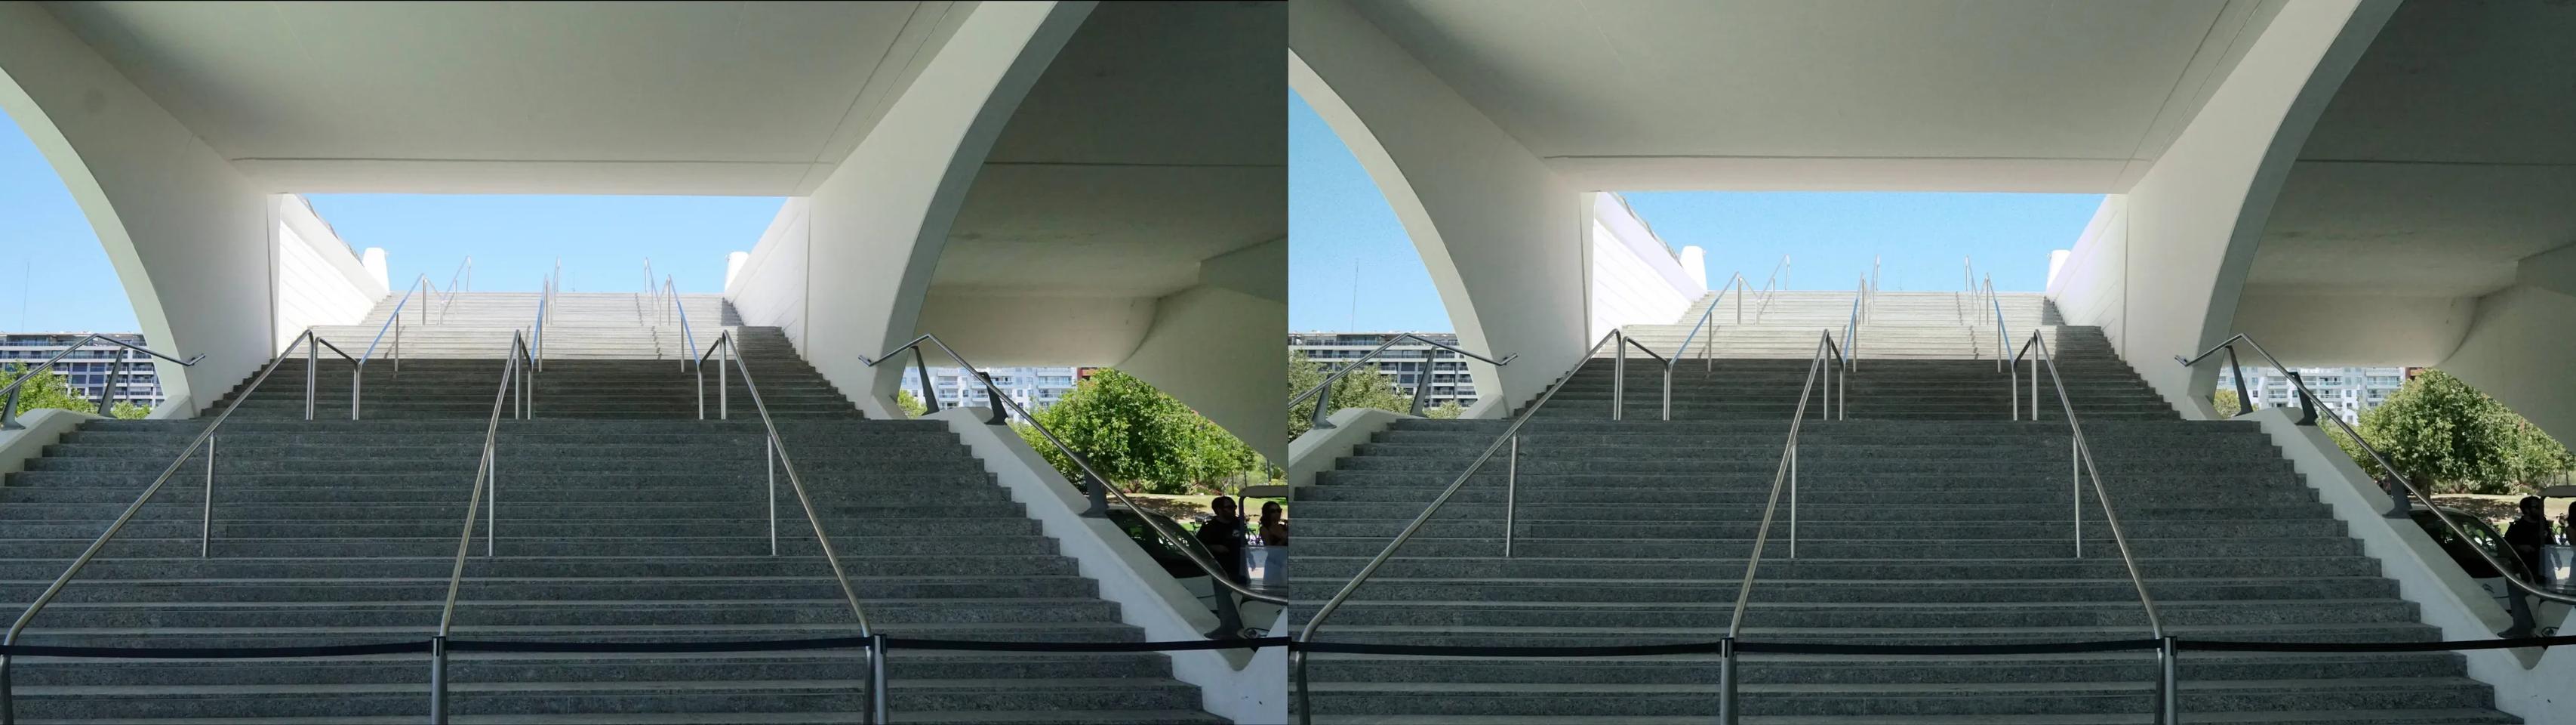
[
  {"left": 722, "top": 251, "right": 749, "bottom": 290},
  {"left": 363, "top": 248, "right": 391, "bottom": 292},
  {"left": 1681, "top": 245, "right": 1710, "bottom": 290}
]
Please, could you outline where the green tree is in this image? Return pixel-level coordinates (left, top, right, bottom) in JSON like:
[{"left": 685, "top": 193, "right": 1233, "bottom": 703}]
[
  {"left": 2351, "top": 369, "right": 2561, "bottom": 495},
  {"left": 1288, "top": 350, "right": 1414, "bottom": 439},
  {"left": 1424, "top": 401, "right": 1466, "bottom": 419},
  {"left": 2211, "top": 390, "right": 2242, "bottom": 418},
  {"left": 894, "top": 389, "right": 927, "bottom": 418},
  {"left": 1019, "top": 369, "right": 1257, "bottom": 495},
  {"left": 4, "top": 363, "right": 104, "bottom": 418},
  {"left": 109, "top": 402, "right": 150, "bottom": 420}
]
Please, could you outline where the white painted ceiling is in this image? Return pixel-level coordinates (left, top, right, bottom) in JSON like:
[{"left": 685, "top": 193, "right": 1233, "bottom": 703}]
[
  {"left": 41, "top": 1, "right": 956, "bottom": 195},
  {"left": 1348, "top": 0, "right": 2270, "bottom": 192},
  {"left": 2248, "top": 0, "right": 2576, "bottom": 298},
  {"left": 933, "top": 1, "right": 1285, "bottom": 299}
]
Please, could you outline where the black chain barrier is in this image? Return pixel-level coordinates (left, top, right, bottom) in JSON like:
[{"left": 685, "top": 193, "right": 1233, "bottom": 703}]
[{"left": 2, "top": 633, "right": 2565, "bottom": 659}]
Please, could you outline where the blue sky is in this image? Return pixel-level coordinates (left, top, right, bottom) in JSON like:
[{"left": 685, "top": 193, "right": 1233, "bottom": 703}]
[
  {"left": 1288, "top": 90, "right": 2105, "bottom": 333},
  {"left": 2, "top": 106, "right": 782, "bottom": 333}
]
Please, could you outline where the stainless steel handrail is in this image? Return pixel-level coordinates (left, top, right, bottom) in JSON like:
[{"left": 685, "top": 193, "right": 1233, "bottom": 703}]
[
  {"left": 531, "top": 273, "right": 554, "bottom": 373},
  {"left": 1611, "top": 329, "right": 1670, "bottom": 421},
  {"left": 1294, "top": 331, "right": 1626, "bottom": 724},
  {"left": 1290, "top": 333, "right": 1516, "bottom": 430},
  {"left": 0, "top": 334, "right": 202, "bottom": 430},
  {"left": 0, "top": 330, "right": 326, "bottom": 723},
  {"left": 2012, "top": 329, "right": 2165, "bottom": 637},
  {"left": 1841, "top": 276, "right": 1866, "bottom": 372},
  {"left": 291, "top": 332, "right": 362, "bottom": 421},
  {"left": 2018, "top": 329, "right": 2172, "bottom": 723},
  {"left": 429, "top": 331, "right": 534, "bottom": 723},
  {"left": 665, "top": 276, "right": 697, "bottom": 372},
  {"left": 860, "top": 335, "right": 1288, "bottom": 611},
  {"left": 359, "top": 273, "right": 445, "bottom": 378},
  {"left": 434, "top": 257, "right": 472, "bottom": 323},
  {"left": 1716, "top": 331, "right": 1845, "bottom": 724},
  {"left": 1750, "top": 254, "right": 1791, "bottom": 322},
  {"left": 1986, "top": 276, "right": 2006, "bottom": 371},
  {"left": 2181, "top": 334, "right": 2576, "bottom": 610},
  {"left": 1674, "top": 273, "right": 1750, "bottom": 374},
  {"left": 700, "top": 332, "right": 879, "bottom": 629}
]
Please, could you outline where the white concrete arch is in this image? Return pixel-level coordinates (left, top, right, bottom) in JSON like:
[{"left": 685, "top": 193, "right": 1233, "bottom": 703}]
[
  {"left": 0, "top": 5, "right": 281, "bottom": 414},
  {"left": 1288, "top": 0, "right": 1587, "bottom": 415}
]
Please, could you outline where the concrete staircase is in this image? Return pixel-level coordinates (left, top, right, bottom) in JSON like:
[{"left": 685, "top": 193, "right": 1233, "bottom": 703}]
[
  {"left": 1293, "top": 297, "right": 2516, "bottom": 723},
  {"left": 0, "top": 292, "right": 1225, "bottom": 723},
  {"left": 309, "top": 291, "right": 728, "bottom": 362},
  {"left": 1622, "top": 289, "right": 2081, "bottom": 361}
]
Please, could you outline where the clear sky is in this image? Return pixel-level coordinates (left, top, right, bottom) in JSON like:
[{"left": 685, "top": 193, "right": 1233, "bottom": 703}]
[
  {"left": 1287, "top": 91, "right": 2107, "bottom": 333},
  {"left": 303, "top": 194, "right": 784, "bottom": 298},
  {"left": 2, "top": 106, "right": 783, "bottom": 334}
]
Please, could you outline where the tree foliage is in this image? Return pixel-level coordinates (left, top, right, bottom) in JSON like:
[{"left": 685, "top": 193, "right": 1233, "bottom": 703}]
[
  {"left": 1017, "top": 369, "right": 1260, "bottom": 495},
  {"left": 2211, "top": 390, "right": 2242, "bottom": 418},
  {"left": 2, "top": 363, "right": 145, "bottom": 418},
  {"left": 894, "top": 389, "right": 927, "bottom": 418},
  {"left": 2346, "top": 369, "right": 2573, "bottom": 495},
  {"left": 1288, "top": 350, "right": 1414, "bottom": 439}
]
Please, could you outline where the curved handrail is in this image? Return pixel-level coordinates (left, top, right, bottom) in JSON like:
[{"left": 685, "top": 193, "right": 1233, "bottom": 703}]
[
  {"left": 2013, "top": 331, "right": 2165, "bottom": 637},
  {"left": 1289, "top": 333, "right": 1514, "bottom": 429},
  {"left": 2180, "top": 334, "right": 2576, "bottom": 608},
  {"left": 1294, "top": 331, "right": 1625, "bottom": 723},
  {"left": 1, "top": 334, "right": 202, "bottom": 429},
  {"left": 1674, "top": 273, "right": 1749, "bottom": 374},
  {"left": 1, "top": 331, "right": 318, "bottom": 653},
  {"left": 1726, "top": 331, "right": 1844, "bottom": 640},
  {"left": 862, "top": 334, "right": 1287, "bottom": 612}
]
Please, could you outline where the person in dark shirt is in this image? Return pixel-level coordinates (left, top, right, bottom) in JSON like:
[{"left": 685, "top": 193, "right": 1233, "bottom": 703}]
[
  {"left": 2504, "top": 496, "right": 2552, "bottom": 584},
  {"left": 1196, "top": 496, "right": 1248, "bottom": 584}
]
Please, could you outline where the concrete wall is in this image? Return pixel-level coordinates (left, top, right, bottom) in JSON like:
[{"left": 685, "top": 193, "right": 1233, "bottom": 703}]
[
  {"left": 2440, "top": 283, "right": 2576, "bottom": 447},
  {"left": 1289, "top": 0, "right": 1585, "bottom": 416},
  {"left": 726, "top": 198, "right": 813, "bottom": 345},
  {"left": 2048, "top": 0, "right": 2398, "bottom": 418},
  {"left": 272, "top": 195, "right": 388, "bottom": 353},
  {"left": 0, "top": 4, "right": 285, "bottom": 415},
  {"left": 1587, "top": 192, "right": 1707, "bottom": 340}
]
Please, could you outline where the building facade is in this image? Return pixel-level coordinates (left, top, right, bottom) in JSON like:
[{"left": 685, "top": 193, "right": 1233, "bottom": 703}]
[
  {"left": 900, "top": 366, "right": 1085, "bottom": 415},
  {"left": 0, "top": 333, "right": 166, "bottom": 409},
  {"left": 2217, "top": 366, "right": 2414, "bottom": 424},
  {"left": 1288, "top": 332, "right": 1481, "bottom": 409}
]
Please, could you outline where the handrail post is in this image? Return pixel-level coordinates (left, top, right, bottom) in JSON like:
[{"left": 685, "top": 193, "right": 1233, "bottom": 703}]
[
  {"left": 1408, "top": 351, "right": 1434, "bottom": 417},
  {"left": 2156, "top": 636, "right": 2179, "bottom": 725},
  {"left": 1716, "top": 637, "right": 1739, "bottom": 725},
  {"left": 977, "top": 371, "right": 1008, "bottom": 425},
  {"left": 1661, "top": 359, "right": 1673, "bottom": 421},
  {"left": 1503, "top": 435, "right": 1518, "bottom": 558},
  {"left": 866, "top": 634, "right": 891, "bottom": 724},
  {"left": 428, "top": 634, "right": 449, "bottom": 724},
  {"left": 92, "top": 347, "right": 122, "bottom": 417},
  {"left": 2223, "top": 345, "right": 2254, "bottom": 417},
  {"left": 1612, "top": 329, "right": 1627, "bottom": 421},
  {"left": 303, "top": 335, "right": 317, "bottom": 421},
  {"left": 200, "top": 435, "right": 214, "bottom": 558},
  {"left": 1308, "top": 369, "right": 1338, "bottom": 431},
  {"left": 768, "top": 438, "right": 778, "bottom": 557},
  {"left": 913, "top": 349, "right": 940, "bottom": 415}
]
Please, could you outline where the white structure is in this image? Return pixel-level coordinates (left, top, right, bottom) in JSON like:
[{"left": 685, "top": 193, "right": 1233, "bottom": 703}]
[
  {"left": 1587, "top": 193, "right": 1706, "bottom": 340},
  {"left": 1288, "top": 332, "right": 1480, "bottom": 409},
  {"left": 2217, "top": 365, "right": 2411, "bottom": 424},
  {"left": 0, "top": 332, "right": 163, "bottom": 408},
  {"left": 902, "top": 366, "right": 1084, "bottom": 414}
]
